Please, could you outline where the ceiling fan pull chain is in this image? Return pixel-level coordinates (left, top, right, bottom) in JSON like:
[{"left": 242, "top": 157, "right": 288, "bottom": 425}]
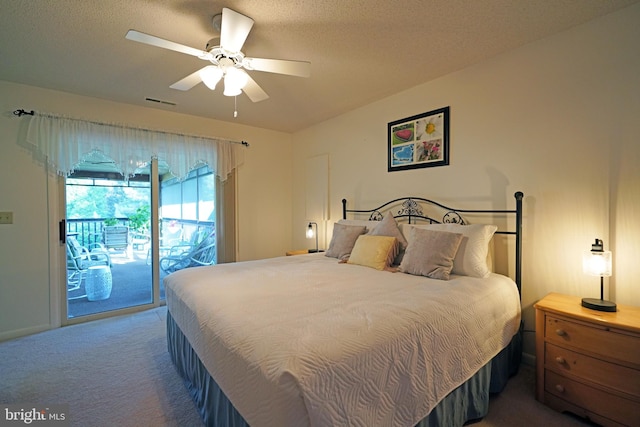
[{"left": 234, "top": 96, "right": 238, "bottom": 118}]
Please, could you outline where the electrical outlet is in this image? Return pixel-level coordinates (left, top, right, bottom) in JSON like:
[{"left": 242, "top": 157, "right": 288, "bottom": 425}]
[{"left": 0, "top": 211, "right": 13, "bottom": 224}]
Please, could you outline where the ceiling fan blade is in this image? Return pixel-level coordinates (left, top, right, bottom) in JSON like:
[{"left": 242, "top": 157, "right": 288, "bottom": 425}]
[
  {"left": 242, "top": 74, "right": 269, "bottom": 103},
  {"left": 220, "top": 8, "right": 254, "bottom": 53},
  {"left": 169, "top": 68, "right": 207, "bottom": 91},
  {"left": 244, "top": 57, "right": 311, "bottom": 78},
  {"left": 125, "top": 30, "right": 204, "bottom": 57}
]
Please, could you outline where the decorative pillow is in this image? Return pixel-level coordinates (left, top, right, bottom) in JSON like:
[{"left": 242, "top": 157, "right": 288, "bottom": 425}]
[
  {"left": 402, "top": 223, "right": 498, "bottom": 278},
  {"left": 399, "top": 228, "right": 463, "bottom": 280},
  {"left": 325, "top": 223, "right": 367, "bottom": 261},
  {"left": 347, "top": 235, "right": 397, "bottom": 270},
  {"left": 370, "top": 213, "right": 408, "bottom": 265}
]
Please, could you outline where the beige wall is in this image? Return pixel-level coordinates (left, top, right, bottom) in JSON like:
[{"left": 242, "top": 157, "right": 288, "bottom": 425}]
[
  {"left": 2, "top": 4, "right": 639, "bottom": 353},
  {"left": 291, "top": 4, "right": 640, "bottom": 360},
  {"left": 0, "top": 81, "right": 292, "bottom": 340}
]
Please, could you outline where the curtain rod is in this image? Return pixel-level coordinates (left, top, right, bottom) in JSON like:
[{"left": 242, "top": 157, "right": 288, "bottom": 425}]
[{"left": 12, "top": 108, "right": 250, "bottom": 147}]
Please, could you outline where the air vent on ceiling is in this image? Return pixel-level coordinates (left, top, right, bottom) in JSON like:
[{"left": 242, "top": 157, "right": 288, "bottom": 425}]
[{"left": 145, "top": 97, "right": 176, "bottom": 106}]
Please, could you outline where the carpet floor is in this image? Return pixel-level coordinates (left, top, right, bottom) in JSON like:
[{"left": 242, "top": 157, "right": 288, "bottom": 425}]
[{"left": 0, "top": 307, "right": 595, "bottom": 427}]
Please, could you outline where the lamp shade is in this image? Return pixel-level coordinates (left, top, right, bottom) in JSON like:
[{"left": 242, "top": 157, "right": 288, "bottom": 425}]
[
  {"left": 223, "top": 67, "right": 249, "bottom": 96},
  {"left": 582, "top": 249, "right": 612, "bottom": 277},
  {"left": 306, "top": 225, "right": 315, "bottom": 239},
  {"left": 200, "top": 66, "right": 223, "bottom": 90}
]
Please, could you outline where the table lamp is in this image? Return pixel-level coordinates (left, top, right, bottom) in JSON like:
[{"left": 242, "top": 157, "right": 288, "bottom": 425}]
[
  {"left": 306, "top": 222, "right": 319, "bottom": 253},
  {"left": 581, "top": 238, "right": 616, "bottom": 312}
]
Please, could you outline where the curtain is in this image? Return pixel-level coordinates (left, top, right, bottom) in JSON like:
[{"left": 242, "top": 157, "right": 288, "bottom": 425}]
[
  {"left": 25, "top": 112, "right": 245, "bottom": 181},
  {"left": 215, "top": 170, "right": 237, "bottom": 263}
]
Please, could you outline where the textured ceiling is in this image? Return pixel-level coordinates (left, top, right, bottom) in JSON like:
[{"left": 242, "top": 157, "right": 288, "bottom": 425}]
[{"left": 1, "top": 0, "right": 637, "bottom": 133}]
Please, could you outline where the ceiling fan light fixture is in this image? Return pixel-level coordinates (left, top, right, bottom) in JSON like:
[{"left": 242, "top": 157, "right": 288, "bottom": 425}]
[
  {"left": 223, "top": 67, "right": 249, "bottom": 96},
  {"left": 223, "top": 83, "right": 242, "bottom": 97},
  {"left": 200, "top": 66, "right": 223, "bottom": 90}
]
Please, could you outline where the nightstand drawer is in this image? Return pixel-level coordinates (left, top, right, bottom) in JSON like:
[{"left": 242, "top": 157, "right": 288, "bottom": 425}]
[
  {"left": 545, "top": 370, "right": 639, "bottom": 426},
  {"left": 545, "top": 343, "right": 640, "bottom": 397},
  {"left": 545, "top": 315, "right": 640, "bottom": 367}
]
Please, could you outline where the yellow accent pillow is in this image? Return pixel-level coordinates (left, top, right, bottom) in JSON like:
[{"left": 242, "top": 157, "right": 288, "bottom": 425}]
[{"left": 347, "top": 235, "right": 397, "bottom": 270}]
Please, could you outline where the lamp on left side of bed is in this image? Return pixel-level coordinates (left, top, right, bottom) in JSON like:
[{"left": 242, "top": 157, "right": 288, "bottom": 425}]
[{"left": 306, "top": 222, "right": 319, "bottom": 253}]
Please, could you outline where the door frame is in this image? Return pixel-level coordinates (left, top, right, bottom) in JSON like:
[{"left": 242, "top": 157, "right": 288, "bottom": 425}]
[{"left": 55, "top": 159, "right": 163, "bottom": 326}]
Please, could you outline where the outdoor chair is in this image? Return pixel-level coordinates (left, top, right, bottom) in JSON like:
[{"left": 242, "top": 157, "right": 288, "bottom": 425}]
[
  {"left": 67, "top": 236, "right": 111, "bottom": 291},
  {"left": 103, "top": 225, "right": 129, "bottom": 253},
  {"left": 162, "top": 225, "right": 184, "bottom": 247},
  {"left": 159, "top": 228, "right": 216, "bottom": 274},
  {"left": 131, "top": 231, "right": 150, "bottom": 251},
  {"left": 146, "top": 225, "right": 184, "bottom": 264}
]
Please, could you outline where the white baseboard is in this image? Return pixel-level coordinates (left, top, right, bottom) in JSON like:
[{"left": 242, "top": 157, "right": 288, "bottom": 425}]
[{"left": 0, "top": 323, "right": 51, "bottom": 343}]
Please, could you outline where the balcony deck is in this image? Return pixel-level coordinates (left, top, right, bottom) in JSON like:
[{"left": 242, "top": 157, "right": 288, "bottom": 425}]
[
  {"left": 68, "top": 245, "right": 170, "bottom": 318},
  {"left": 66, "top": 217, "right": 215, "bottom": 319}
]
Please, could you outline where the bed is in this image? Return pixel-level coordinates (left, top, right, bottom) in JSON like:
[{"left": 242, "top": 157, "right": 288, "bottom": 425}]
[{"left": 165, "top": 192, "right": 524, "bottom": 427}]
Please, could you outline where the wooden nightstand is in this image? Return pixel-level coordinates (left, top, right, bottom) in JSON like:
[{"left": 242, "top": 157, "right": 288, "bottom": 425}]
[
  {"left": 286, "top": 249, "right": 324, "bottom": 256},
  {"left": 286, "top": 249, "right": 310, "bottom": 256},
  {"left": 534, "top": 293, "right": 640, "bottom": 427}
]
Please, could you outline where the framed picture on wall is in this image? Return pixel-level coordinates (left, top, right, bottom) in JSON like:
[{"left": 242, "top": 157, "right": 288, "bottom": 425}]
[{"left": 388, "top": 106, "right": 450, "bottom": 172}]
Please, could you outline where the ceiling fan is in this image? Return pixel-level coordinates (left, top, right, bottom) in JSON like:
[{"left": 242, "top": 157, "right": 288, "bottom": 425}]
[{"left": 125, "top": 7, "right": 311, "bottom": 103}]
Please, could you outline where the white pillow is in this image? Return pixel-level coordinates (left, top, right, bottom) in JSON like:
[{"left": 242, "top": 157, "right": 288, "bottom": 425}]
[{"left": 402, "top": 223, "right": 497, "bottom": 278}]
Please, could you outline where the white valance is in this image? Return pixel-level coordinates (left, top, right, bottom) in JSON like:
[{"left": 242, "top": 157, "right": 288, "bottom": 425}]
[{"left": 25, "top": 112, "right": 245, "bottom": 181}]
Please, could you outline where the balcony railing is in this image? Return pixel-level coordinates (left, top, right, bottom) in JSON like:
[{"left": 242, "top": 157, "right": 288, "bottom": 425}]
[
  {"left": 67, "top": 218, "right": 118, "bottom": 247},
  {"left": 67, "top": 218, "right": 214, "bottom": 247}
]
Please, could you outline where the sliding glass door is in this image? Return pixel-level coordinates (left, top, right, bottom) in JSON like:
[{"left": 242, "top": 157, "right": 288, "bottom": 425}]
[
  {"left": 65, "top": 162, "right": 154, "bottom": 319},
  {"left": 61, "top": 154, "right": 216, "bottom": 322}
]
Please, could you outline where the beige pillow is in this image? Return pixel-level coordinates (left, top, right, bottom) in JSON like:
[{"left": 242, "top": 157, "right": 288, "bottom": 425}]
[
  {"left": 370, "top": 213, "right": 407, "bottom": 265},
  {"left": 325, "top": 223, "right": 367, "bottom": 260},
  {"left": 399, "top": 228, "right": 463, "bottom": 280},
  {"left": 402, "top": 223, "right": 497, "bottom": 278},
  {"left": 347, "top": 235, "right": 397, "bottom": 270}
]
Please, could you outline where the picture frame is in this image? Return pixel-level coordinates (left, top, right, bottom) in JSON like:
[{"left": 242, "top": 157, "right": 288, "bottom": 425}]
[{"left": 388, "top": 106, "right": 450, "bottom": 172}]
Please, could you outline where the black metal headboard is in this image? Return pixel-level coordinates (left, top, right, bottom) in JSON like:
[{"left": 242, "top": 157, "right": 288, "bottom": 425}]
[{"left": 342, "top": 192, "right": 524, "bottom": 296}]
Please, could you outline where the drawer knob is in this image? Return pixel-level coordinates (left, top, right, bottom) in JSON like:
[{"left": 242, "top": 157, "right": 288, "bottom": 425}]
[
  {"left": 555, "top": 356, "right": 566, "bottom": 364},
  {"left": 555, "top": 384, "right": 565, "bottom": 393},
  {"left": 555, "top": 329, "right": 567, "bottom": 337}
]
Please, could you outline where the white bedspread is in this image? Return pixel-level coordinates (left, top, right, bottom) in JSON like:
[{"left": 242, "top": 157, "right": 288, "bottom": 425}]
[{"left": 165, "top": 253, "right": 521, "bottom": 427}]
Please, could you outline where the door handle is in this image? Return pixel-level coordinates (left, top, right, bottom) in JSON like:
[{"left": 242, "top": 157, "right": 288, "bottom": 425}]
[{"left": 59, "top": 219, "right": 66, "bottom": 244}]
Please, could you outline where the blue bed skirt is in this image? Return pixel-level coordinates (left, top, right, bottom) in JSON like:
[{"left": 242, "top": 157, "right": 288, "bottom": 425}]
[{"left": 167, "top": 312, "right": 522, "bottom": 427}]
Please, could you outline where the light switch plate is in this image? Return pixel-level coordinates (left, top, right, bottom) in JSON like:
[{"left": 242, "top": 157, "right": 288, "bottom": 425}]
[{"left": 0, "top": 211, "right": 13, "bottom": 224}]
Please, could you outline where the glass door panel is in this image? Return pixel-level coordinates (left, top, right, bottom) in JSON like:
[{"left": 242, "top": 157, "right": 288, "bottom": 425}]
[
  {"left": 65, "top": 169, "right": 153, "bottom": 319},
  {"left": 157, "top": 164, "right": 216, "bottom": 290},
  {"left": 61, "top": 158, "right": 215, "bottom": 321}
]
